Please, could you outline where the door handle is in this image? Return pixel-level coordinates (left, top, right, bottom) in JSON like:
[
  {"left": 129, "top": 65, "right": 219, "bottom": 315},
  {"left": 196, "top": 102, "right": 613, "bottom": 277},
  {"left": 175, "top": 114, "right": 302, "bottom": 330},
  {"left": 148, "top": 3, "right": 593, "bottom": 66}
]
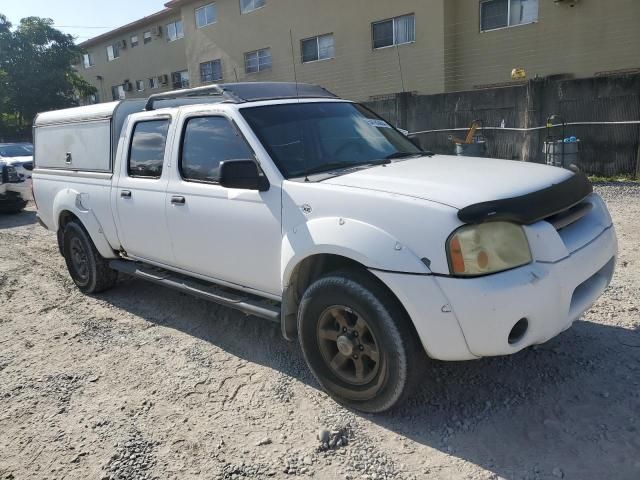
[
  {"left": 120, "top": 190, "right": 132, "bottom": 198},
  {"left": 171, "top": 195, "right": 186, "bottom": 205}
]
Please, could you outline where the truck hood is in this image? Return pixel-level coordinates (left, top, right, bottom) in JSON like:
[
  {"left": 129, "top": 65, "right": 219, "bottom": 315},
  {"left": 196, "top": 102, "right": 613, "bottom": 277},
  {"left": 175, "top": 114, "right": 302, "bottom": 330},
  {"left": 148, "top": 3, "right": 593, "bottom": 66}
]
[{"left": 323, "top": 155, "right": 574, "bottom": 209}]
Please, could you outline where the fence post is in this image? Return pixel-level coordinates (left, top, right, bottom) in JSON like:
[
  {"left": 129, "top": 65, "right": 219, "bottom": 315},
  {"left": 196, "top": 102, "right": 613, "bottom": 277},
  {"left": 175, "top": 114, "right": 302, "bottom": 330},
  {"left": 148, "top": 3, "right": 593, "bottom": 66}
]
[{"left": 522, "top": 79, "right": 543, "bottom": 163}]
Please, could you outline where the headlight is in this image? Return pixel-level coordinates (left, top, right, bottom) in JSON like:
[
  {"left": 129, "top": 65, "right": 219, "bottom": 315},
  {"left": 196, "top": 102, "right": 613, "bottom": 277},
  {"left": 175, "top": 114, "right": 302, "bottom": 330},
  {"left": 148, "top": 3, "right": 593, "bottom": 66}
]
[{"left": 447, "top": 222, "right": 532, "bottom": 276}]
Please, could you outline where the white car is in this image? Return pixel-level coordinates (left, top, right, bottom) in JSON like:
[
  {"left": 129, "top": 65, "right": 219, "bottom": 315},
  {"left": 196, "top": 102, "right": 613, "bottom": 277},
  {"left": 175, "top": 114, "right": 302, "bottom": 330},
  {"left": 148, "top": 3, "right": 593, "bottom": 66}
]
[
  {"left": 0, "top": 143, "right": 34, "bottom": 213},
  {"left": 0, "top": 143, "right": 34, "bottom": 209},
  {"left": 32, "top": 83, "right": 617, "bottom": 412}
]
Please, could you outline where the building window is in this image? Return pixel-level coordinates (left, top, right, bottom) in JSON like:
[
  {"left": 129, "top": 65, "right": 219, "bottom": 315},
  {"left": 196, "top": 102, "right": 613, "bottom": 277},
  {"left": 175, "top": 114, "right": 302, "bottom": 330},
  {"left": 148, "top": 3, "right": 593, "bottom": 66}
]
[
  {"left": 240, "top": 0, "right": 265, "bottom": 14},
  {"left": 111, "top": 85, "right": 125, "bottom": 101},
  {"left": 372, "top": 14, "right": 415, "bottom": 49},
  {"left": 196, "top": 3, "right": 217, "bottom": 28},
  {"left": 143, "top": 31, "right": 152, "bottom": 44},
  {"left": 149, "top": 77, "right": 159, "bottom": 89},
  {"left": 171, "top": 70, "right": 190, "bottom": 89},
  {"left": 180, "top": 116, "right": 254, "bottom": 183},
  {"left": 82, "top": 53, "right": 95, "bottom": 69},
  {"left": 131, "top": 35, "right": 139, "bottom": 47},
  {"left": 106, "top": 44, "right": 120, "bottom": 61},
  {"left": 136, "top": 80, "right": 145, "bottom": 92},
  {"left": 200, "top": 59, "right": 223, "bottom": 83},
  {"left": 480, "top": 0, "right": 538, "bottom": 31},
  {"left": 301, "top": 34, "right": 334, "bottom": 63},
  {"left": 244, "top": 48, "right": 271, "bottom": 74},
  {"left": 166, "top": 20, "right": 184, "bottom": 42},
  {"left": 128, "top": 120, "right": 170, "bottom": 179}
]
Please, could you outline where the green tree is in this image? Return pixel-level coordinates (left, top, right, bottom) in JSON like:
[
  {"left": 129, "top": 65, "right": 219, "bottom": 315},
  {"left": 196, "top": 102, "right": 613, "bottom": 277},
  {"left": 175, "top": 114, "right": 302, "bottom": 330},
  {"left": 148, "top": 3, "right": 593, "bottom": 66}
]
[{"left": 0, "top": 15, "right": 96, "bottom": 129}]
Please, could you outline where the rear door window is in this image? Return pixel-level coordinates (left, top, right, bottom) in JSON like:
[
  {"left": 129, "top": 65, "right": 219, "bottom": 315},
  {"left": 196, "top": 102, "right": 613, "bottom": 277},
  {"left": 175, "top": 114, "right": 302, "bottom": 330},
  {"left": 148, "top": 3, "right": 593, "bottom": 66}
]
[
  {"left": 128, "top": 119, "right": 170, "bottom": 178},
  {"left": 180, "top": 116, "right": 253, "bottom": 183}
]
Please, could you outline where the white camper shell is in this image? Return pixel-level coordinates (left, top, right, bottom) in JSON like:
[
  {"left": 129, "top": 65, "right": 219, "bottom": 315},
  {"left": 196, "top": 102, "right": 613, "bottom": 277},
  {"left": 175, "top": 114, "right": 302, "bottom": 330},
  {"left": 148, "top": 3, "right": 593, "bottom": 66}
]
[{"left": 34, "top": 100, "right": 145, "bottom": 172}]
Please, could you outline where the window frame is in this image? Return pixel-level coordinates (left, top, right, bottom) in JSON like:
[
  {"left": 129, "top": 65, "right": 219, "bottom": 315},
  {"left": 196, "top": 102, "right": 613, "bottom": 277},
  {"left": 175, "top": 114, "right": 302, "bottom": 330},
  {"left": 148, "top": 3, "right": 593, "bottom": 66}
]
[
  {"left": 131, "top": 35, "right": 139, "bottom": 47},
  {"left": 195, "top": 3, "right": 217, "bottom": 28},
  {"left": 240, "top": 0, "right": 266, "bottom": 15},
  {"left": 166, "top": 20, "right": 184, "bottom": 42},
  {"left": 143, "top": 31, "right": 152, "bottom": 44},
  {"left": 82, "top": 53, "right": 95, "bottom": 69},
  {"left": 127, "top": 118, "right": 171, "bottom": 180},
  {"left": 372, "top": 13, "right": 416, "bottom": 50},
  {"left": 106, "top": 44, "right": 120, "bottom": 61},
  {"left": 171, "top": 70, "right": 190, "bottom": 89},
  {"left": 111, "top": 84, "right": 125, "bottom": 101},
  {"left": 301, "top": 33, "right": 335, "bottom": 64},
  {"left": 200, "top": 59, "right": 223, "bottom": 83},
  {"left": 479, "top": 0, "right": 539, "bottom": 32},
  {"left": 178, "top": 114, "right": 257, "bottom": 186},
  {"left": 148, "top": 77, "right": 159, "bottom": 89},
  {"left": 244, "top": 47, "right": 272, "bottom": 74},
  {"left": 136, "top": 80, "right": 145, "bottom": 92}
]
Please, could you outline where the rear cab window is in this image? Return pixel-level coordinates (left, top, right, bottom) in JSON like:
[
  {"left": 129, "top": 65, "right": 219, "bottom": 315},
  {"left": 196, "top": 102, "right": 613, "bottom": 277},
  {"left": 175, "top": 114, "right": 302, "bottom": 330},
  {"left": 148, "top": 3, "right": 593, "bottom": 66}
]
[
  {"left": 128, "top": 119, "right": 171, "bottom": 178},
  {"left": 179, "top": 115, "right": 254, "bottom": 183}
]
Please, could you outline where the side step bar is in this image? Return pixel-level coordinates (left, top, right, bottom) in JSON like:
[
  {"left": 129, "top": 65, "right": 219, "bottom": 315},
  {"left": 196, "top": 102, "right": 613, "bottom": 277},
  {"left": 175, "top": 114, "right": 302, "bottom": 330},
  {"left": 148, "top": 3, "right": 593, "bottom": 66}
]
[{"left": 109, "top": 260, "right": 281, "bottom": 322}]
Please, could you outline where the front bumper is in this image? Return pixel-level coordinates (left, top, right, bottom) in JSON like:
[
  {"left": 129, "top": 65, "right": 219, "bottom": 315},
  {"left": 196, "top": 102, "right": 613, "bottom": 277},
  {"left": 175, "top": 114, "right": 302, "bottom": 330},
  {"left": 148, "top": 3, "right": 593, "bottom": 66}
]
[{"left": 372, "top": 223, "right": 617, "bottom": 361}]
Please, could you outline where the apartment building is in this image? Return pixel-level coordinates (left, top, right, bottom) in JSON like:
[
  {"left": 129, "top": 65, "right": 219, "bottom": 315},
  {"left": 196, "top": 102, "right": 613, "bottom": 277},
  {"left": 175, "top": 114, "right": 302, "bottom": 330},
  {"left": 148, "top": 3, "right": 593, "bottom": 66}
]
[
  {"left": 78, "top": 8, "right": 189, "bottom": 103},
  {"left": 77, "top": 0, "right": 640, "bottom": 102}
]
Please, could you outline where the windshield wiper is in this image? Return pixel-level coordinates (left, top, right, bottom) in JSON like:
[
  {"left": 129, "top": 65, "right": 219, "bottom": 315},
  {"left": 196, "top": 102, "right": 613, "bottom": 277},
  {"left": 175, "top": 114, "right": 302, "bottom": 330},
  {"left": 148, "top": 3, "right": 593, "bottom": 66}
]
[
  {"left": 385, "top": 150, "right": 432, "bottom": 160},
  {"left": 299, "top": 159, "right": 390, "bottom": 178}
]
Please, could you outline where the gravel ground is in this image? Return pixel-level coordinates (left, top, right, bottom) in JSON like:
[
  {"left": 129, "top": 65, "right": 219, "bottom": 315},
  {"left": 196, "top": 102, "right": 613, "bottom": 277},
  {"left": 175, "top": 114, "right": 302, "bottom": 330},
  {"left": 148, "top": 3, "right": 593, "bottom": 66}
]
[{"left": 0, "top": 184, "right": 639, "bottom": 480}]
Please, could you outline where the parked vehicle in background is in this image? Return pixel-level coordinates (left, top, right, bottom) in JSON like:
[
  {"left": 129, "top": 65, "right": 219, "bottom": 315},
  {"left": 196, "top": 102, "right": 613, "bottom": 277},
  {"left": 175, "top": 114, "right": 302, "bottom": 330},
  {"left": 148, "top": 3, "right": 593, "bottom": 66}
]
[
  {"left": 0, "top": 143, "right": 33, "bottom": 213},
  {"left": 32, "top": 83, "right": 617, "bottom": 412}
]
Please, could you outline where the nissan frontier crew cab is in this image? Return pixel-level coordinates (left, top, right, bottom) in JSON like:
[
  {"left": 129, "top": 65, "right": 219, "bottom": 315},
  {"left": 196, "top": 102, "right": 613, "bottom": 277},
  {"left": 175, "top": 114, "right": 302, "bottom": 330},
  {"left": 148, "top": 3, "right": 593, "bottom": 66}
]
[{"left": 32, "top": 83, "right": 617, "bottom": 412}]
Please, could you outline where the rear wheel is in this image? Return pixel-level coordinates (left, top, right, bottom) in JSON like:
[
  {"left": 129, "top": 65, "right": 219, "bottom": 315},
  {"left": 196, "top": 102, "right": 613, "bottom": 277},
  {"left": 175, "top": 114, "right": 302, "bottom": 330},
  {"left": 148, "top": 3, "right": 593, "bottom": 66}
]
[
  {"left": 298, "top": 269, "right": 425, "bottom": 413},
  {"left": 62, "top": 220, "right": 117, "bottom": 293}
]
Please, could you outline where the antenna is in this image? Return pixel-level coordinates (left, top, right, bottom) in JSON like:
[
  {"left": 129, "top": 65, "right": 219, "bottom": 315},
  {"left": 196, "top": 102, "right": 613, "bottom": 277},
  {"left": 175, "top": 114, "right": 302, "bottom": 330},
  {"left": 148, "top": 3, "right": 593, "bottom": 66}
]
[
  {"left": 395, "top": 45, "right": 406, "bottom": 129},
  {"left": 289, "top": 29, "right": 309, "bottom": 181},
  {"left": 233, "top": 67, "right": 239, "bottom": 83},
  {"left": 289, "top": 29, "right": 300, "bottom": 99}
]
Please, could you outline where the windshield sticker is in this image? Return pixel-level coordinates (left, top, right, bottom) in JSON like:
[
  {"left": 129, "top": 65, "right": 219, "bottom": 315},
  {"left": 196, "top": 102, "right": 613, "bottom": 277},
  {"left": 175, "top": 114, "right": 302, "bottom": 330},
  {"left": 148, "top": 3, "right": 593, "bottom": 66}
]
[{"left": 366, "top": 119, "right": 392, "bottom": 129}]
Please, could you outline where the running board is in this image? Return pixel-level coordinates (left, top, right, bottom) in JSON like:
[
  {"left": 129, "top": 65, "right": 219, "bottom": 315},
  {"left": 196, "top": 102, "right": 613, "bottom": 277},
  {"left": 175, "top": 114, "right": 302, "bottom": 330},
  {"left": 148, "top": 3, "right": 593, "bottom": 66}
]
[{"left": 109, "top": 260, "right": 280, "bottom": 322}]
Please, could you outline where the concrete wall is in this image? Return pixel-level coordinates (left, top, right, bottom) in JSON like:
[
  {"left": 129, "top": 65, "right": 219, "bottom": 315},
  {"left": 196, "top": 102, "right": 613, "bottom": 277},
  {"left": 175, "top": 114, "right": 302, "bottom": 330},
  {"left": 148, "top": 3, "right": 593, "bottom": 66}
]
[
  {"left": 365, "top": 74, "right": 640, "bottom": 176},
  {"left": 445, "top": 0, "right": 640, "bottom": 92},
  {"left": 78, "top": 11, "right": 188, "bottom": 102},
  {"left": 178, "top": 0, "right": 446, "bottom": 101}
]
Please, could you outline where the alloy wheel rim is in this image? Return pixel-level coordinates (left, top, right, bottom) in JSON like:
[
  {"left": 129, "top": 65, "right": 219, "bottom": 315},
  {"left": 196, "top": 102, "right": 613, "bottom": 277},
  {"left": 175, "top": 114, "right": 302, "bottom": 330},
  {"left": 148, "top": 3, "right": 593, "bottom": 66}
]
[
  {"left": 70, "top": 237, "right": 89, "bottom": 281},
  {"left": 317, "top": 305, "right": 381, "bottom": 386}
]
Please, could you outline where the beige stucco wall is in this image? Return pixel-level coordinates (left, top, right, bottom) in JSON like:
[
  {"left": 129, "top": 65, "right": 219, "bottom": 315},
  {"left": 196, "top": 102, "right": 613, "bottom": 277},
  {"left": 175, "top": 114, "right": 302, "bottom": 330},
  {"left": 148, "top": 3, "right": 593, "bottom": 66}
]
[
  {"left": 78, "top": 12, "right": 188, "bottom": 102},
  {"left": 444, "top": 0, "right": 640, "bottom": 92},
  {"left": 179, "top": 0, "right": 446, "bottom": 101},
  {"left": 77, "top": 0, "right": 640, "bottom": 103}
]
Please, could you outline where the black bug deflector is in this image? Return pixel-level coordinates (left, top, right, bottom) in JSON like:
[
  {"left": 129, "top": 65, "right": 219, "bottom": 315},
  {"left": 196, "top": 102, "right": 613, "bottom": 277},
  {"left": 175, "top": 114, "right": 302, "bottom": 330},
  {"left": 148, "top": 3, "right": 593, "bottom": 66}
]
[{"left": 457, "top": 172, "right": 593, "bottom": 225}]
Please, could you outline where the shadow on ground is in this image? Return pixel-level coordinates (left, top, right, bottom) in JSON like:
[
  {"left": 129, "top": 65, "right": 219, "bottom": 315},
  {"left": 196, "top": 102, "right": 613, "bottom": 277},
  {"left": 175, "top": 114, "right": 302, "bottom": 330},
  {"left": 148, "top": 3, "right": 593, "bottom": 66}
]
[
  {"left": 100, "top": 277, "right": 640, "bottom": 480},
  {"left": 0, "top": 209, "right": 36, "bottom": 230}
]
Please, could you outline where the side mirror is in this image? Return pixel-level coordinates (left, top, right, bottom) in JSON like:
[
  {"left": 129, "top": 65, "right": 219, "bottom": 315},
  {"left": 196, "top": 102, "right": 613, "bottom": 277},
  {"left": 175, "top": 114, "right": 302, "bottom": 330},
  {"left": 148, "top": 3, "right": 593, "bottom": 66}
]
[{"left": 219, "top": 160, "right": 270, "bottom": 191}]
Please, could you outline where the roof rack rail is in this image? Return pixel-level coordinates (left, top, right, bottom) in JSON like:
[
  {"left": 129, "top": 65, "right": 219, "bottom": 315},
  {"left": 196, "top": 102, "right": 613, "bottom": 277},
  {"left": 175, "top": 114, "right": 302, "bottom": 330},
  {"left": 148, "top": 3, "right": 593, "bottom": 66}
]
[
  {"left": 144, "top": 82, "right": 338, "bottom": 111},
  {"left": 145, "top": 85, "right": 228, "bottom": 111}
]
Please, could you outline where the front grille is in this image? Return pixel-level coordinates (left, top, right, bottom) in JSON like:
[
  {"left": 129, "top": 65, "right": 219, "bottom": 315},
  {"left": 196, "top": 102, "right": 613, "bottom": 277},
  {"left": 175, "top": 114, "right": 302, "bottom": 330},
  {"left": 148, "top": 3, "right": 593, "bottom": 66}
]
[{"left": 545, "top": 201, "right": 592, "bottom": 231}]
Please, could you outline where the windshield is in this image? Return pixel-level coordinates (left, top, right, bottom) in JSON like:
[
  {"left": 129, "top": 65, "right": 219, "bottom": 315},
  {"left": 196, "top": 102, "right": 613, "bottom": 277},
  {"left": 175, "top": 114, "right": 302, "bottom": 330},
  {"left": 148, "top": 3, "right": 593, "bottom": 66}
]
[
  {"left": 240, "top": 102, "right": 421, "bottom": 178},
  {"left": 0, "top": 144, "right": 33, "bottom": 158}
]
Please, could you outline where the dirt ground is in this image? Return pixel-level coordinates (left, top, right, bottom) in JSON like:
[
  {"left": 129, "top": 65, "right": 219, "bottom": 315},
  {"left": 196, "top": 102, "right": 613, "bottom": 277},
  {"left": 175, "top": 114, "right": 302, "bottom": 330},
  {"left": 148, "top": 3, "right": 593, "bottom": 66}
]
[{"left": 0, "top": 184, "right": 639, "bottom": 480}]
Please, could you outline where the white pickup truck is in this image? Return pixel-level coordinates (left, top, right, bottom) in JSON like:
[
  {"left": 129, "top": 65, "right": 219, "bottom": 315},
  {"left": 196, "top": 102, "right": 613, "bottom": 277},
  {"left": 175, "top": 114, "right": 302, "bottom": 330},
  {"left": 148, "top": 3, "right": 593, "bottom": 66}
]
[{"left": 33, "top": 82, "right": 617, "bottom": 412}]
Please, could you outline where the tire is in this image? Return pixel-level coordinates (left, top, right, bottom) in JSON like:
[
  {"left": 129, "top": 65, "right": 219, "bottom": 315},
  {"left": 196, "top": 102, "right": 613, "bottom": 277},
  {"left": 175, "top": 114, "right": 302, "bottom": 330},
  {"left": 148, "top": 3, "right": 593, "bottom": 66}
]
[
  {"left": 298, "top": 268, "right": 425, "bottom": 413},
  {"left": 62, "top": 220, "right": 117, "bottom": 294}
]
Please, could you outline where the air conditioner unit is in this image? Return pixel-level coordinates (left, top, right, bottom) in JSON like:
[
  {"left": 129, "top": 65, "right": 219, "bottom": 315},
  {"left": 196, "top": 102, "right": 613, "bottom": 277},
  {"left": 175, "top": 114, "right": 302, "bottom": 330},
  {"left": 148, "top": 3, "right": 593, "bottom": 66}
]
[
  {"left": 158, "top": 74, "right": 169, "bottom": 85},
  {"left": 151, "top": 26, "right": 162, "bottom": 36}
]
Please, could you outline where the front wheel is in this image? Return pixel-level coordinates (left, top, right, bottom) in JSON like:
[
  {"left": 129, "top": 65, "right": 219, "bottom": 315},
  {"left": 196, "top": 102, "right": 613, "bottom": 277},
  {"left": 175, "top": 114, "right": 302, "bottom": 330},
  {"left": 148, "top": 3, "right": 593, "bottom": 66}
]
[
  {"left": 62, "top": 220, "right": 117, "bottom": 294},
  {"left": 298, "top": 269, "right": 425, "bottom": 413}
]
